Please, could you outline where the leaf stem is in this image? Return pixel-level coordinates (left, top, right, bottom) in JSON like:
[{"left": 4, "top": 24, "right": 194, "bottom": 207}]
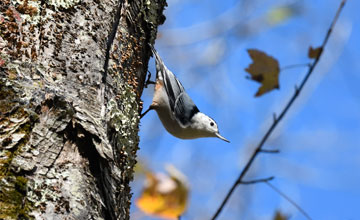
[{"left": 281, "top": 63, "right": 311, "bottom": 71}]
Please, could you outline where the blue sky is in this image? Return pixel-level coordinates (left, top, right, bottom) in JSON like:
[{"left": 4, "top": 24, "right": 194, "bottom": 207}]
[{"left": 133, "top": 0, "right": 360, "bottom": 219}]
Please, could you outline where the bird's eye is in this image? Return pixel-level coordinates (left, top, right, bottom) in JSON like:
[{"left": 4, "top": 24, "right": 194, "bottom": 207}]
[{"left": 210, "top": 122, "right": 214, "bottom": 126}]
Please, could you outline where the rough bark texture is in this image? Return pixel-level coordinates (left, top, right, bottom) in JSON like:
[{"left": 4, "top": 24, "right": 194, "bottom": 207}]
[{"left": 0, "top": 0, "right": 166, "bottom": 219}]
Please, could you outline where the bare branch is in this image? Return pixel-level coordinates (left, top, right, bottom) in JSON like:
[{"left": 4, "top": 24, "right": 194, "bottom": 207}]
[
  {"left": 265, "top": 182, "right": 313, "bottom": 220},
  {"left": 210, "top": 1, "right": 346, "bottom": 219},
  {"left": 240, "top": 176, "right": 274, "bottom": 185}
]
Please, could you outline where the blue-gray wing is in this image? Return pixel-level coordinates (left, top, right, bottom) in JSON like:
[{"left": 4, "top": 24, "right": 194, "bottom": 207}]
[
  {"left": 149, "top": 44, "right": 199, "bottom": 127},
  {"left": 174, "top": 92, "right": 200, "bottom": 127}
]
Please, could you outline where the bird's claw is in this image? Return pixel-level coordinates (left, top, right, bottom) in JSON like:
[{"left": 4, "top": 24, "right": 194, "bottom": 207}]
[{"left": 145, "top": 71, "right": 155, "bottom": 88}]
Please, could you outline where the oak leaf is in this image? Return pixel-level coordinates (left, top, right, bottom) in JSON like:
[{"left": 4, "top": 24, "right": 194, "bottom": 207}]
[
  {"left": 245, "top": 49, "right": 280, "bottom": 97},
  {"left": 308, "top": 46, "right": 323, "bottom": 59}
]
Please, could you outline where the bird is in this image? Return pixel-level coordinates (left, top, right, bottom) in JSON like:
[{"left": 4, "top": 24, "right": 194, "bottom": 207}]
[{"left": 141, "top": 44, "right": 229, "bottom": 143}]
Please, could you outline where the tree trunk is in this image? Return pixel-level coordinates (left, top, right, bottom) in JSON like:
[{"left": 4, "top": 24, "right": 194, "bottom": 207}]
[{"left": 0, "top": 0, "right": 166, "bottom": 219}]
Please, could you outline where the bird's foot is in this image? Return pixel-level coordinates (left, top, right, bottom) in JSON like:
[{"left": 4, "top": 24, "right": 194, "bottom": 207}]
[
  {"left": 145, "top": 71, "right": 155, "bottom": 88},
  {"left": 140, "top": 106, "right": 153, "bottom": 119}
]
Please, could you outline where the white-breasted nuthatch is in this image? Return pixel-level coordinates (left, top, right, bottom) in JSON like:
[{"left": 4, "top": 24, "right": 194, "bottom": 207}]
[{"left": 141, "top": 45, "right": 229, "bottom": 143}]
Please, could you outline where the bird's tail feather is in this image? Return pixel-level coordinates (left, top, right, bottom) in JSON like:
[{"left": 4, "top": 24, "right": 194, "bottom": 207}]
[{"left": 148, "top": 43, "right": 165, "bottom": 80}]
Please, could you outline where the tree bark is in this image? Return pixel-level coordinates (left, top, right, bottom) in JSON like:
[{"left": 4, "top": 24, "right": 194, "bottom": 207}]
[{"left": 0, "top": 0, "right": 166, "bottom": 219}]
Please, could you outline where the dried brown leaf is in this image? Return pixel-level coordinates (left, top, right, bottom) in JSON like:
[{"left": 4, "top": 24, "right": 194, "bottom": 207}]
[
  {"left": 245, "top": 49, "right": 280, "bottom": 97},
  {"left": 273, "top": 210, "right": 289, "bottom": 220},
  {"left": 308, "top": 46, "right": 323, "bottom": 59}
]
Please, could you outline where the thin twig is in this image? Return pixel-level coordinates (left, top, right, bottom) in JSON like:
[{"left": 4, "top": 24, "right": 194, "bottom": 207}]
[
  {"left": 265, "top": 182, "right": 312, "bottom": 220},
  {"left": 259, "top": 149, "right": 279, "bottom": 153},
  {"left": 210, "top": 1, "right": 346, "bottom": 219},
  {"left": 240, "top": 176, "right": 274, "bottom": 184},
  {"left": 281, "top": 63, "right": 311, "bottom": 71}
]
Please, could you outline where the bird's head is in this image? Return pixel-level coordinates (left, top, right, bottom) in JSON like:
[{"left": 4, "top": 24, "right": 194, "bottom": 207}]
[{"left": 192, "top": 112, "right": 230, "bottom": 143}]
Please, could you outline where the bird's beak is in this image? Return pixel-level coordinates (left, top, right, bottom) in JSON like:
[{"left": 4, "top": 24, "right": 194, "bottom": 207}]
[{"left": 215, "top": 133, "right": 230, "bottom": 143}]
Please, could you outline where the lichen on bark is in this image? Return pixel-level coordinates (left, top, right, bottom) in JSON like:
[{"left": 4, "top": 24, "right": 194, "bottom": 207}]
[{"left": 0, "top": 76, "right": 38, "bottom": 219}]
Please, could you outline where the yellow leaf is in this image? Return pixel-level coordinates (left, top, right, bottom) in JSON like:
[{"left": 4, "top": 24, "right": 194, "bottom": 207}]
[
  {"left": 245, "top": 49, "right": 280, "bottom": 97},
  {"left": 267, "top": 7, "right": 294, "bottom": 25},
  {"left": 273, "top": 210, "right": 289, "bottom": 220},
  {"left": 136, "top": 165, "right": 189, "bottom": 219},
  {"left": 308, "top": 46, "right": 323, "bottom": 59}
]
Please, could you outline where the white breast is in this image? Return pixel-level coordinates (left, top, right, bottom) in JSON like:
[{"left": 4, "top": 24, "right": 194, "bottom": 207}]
[{"left": 151, "top": 80, "right": 208, "bottom": 139}]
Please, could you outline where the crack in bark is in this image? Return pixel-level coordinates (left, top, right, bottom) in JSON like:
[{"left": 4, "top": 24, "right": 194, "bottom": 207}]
[
  {"left": 103, "top": 0, "right": 123, "bottom": 85},
  {"left": 37, "top": 0, "right": 47, "bottom": 58},
  {"left": 63, "top": 121, "right": 113, "bottom": 219}
]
